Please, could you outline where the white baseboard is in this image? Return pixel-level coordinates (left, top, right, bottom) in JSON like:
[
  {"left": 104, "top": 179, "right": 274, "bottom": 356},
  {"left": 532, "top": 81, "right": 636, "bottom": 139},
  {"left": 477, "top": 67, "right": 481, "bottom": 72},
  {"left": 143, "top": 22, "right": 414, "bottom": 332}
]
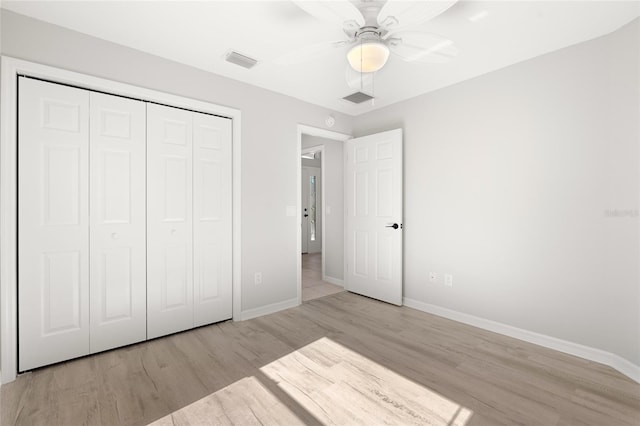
[
  {"left": 240, "top": 297, "right": 299, "bottom": 321},
  {"left": 323, "top": 276, "right": 344, "bottom": 287},
  {"left": 403, "top": 297, "right": 640, "bottom": 384}
]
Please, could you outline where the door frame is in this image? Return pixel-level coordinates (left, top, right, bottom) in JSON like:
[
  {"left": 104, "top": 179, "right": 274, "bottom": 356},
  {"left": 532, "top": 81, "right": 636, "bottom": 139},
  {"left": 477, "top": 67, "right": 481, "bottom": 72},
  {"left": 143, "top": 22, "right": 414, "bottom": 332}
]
[
  {"left": 0, "top": 56, "right": 243, "bottom": 385},
  {"left": 296, "top": 125, "right": 350, "bottom": 305}
]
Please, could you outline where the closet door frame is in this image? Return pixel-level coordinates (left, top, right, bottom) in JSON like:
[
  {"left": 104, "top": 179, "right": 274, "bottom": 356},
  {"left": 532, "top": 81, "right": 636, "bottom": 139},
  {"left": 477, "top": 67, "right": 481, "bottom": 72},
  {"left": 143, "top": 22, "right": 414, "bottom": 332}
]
[{"left": 0, "top": 56, "right": 242, "bottom": 384}]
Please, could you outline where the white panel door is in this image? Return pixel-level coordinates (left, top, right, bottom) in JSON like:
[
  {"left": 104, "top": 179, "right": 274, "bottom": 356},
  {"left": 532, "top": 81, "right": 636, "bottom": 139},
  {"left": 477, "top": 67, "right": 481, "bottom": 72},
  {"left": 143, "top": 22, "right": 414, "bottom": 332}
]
[
  {"left": 89, "top": 92, "right": 147, "bottom": 353},
  {"left": 193, "top": 112, "right": 232, "bottom": 327},
  {"left": 18, "top": 77, "right": 90, "bottom": 370},
  {"left": 344, "top": 129, "right": 403, "bottom": 306},
  {"left": 302, "top": 167, "right": 322, "bottom": 254},
  {"left": 147, "top": 103, "right": 194, "bottom": 339}
]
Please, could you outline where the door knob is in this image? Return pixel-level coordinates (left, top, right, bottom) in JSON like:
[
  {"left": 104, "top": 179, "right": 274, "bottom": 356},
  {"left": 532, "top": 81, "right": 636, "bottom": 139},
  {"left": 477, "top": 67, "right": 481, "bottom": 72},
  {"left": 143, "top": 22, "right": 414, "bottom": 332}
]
[
  {"left": 304, "top": 214, "right": 309, "bottom": 217},
  {"left": 386, "top": 223, "right": 400, "bottom": 229}
]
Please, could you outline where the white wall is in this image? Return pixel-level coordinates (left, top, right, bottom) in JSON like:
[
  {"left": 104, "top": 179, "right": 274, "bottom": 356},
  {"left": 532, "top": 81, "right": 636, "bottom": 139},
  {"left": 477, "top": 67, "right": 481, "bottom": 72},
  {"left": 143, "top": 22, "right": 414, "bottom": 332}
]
[
  {"left": 0, "top": 10, "right": 352, "bottom": 315},
  {"left": 354, "top": 19, "right": 640, "bottom": 366},
  {"left": 302, "top": 135, "right": 344, "bottom": 281}
]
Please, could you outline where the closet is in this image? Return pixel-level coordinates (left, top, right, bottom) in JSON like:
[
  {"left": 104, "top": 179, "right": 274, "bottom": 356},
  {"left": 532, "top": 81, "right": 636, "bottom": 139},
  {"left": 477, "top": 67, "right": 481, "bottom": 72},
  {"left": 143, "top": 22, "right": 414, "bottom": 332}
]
[{"left": 17, "top": 77, "right": 232, "bottom": 371}]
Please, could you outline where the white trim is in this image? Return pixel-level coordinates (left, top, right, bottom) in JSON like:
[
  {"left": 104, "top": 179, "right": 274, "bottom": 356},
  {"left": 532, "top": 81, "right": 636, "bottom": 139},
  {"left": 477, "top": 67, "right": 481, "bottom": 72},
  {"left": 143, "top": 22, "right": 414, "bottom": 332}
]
[
  {"left": 297, "top": 128, "right": 302, "bottom": 305},
  {"left": 240, "top": 297, "right": 299, "bottom": 321},
  {"left": 296, "top": 124, "right": 351, "bottom": 306},
  {"left": 0, "top": 56, "right": 242, "bottom": 384},
  {"left": 322, "top": 276, "right": 344, "bottom": 287},
  {"left": 232, "top": 105, "right": 242, "bottom": 324},
  {"left": 298, "top": 124, "right": 351, "bottom": 142},
  {"left": 404, "top": 297, "right": 640, "bottom": 384},
  {"left": 1, "top": 57, "right": 19, "bottom": 386},
  {"left": 343, "top": 142, "right": 349, "bottom": 293}
]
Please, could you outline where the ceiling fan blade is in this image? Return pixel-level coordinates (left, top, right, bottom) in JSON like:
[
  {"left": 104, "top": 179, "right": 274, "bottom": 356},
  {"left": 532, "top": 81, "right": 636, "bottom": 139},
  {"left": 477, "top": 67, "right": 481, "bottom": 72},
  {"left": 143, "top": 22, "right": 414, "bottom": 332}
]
[
  {"left": 293, "top": 0, "right": 365, "bottom": 32},
  {"left": 387, "top": 32, "right": 459, "bottom": 63},
  {"left": 377, "top": 0, "right": 458, "bottom": 31},
  {"left": 274, "top": 40, "right": 350, "bottom": 66}
]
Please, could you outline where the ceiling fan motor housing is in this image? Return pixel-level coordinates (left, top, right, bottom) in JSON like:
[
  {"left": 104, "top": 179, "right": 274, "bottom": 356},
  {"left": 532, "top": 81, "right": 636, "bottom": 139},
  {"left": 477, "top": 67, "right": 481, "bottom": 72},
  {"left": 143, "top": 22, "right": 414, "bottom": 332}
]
[{"left": 355, "top": 26, "right": 384, "bottom": 42}]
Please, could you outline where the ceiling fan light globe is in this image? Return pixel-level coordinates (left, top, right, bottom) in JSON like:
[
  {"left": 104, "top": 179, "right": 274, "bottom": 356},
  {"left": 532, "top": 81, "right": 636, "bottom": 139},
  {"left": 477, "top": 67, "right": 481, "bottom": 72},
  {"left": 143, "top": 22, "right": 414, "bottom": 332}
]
[{"left": 347, "top": 42, "right": 390, "bottom": 73}]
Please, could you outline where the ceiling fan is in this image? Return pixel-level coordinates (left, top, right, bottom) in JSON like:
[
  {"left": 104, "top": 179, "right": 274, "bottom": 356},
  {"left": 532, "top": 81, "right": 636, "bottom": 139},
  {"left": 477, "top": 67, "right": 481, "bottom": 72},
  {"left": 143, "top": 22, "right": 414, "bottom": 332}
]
[{"left": 277, "top": 0, "right": 460, "bottom": 74}]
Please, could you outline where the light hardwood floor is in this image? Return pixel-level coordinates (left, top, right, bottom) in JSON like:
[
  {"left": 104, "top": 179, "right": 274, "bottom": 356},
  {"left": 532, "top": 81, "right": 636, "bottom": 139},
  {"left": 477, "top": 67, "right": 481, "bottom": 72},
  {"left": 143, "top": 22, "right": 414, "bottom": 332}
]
[
  {"left": 2, "top": 292, "right": 639, "bottom": 425},
  {"left": 302, "top": 253, "right": 344, "bottom": 302}
]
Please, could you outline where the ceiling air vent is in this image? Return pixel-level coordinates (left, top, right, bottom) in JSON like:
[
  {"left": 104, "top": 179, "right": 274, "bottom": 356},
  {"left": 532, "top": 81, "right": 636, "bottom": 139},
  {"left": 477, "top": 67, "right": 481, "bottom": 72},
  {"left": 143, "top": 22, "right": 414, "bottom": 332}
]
[
  {"left": 224, "top": 50, "right": 258, "bottom": 69},
  {"left": 342, "top": 91, "right": 374, "bottom": 104}
]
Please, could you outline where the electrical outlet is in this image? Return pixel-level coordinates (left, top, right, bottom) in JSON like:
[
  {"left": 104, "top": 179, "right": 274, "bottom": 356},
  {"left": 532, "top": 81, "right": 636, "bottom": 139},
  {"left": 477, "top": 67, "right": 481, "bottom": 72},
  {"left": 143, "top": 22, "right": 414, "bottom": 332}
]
[
  {"left": 444, "top": 274, "right": 453, "bottom": 287},
  {"left": 429, "top": 272, "right": 437, "bottom": 283},
  {"left": 254, "top": 272, "right": 262, "bottom": 285}
]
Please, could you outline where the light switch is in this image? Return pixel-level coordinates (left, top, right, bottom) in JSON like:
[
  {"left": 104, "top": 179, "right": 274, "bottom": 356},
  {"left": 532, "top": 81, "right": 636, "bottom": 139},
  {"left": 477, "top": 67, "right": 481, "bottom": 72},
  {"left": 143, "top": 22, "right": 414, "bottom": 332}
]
[{"left": 444, "top": 274, "right": 453, "bottom": 287}]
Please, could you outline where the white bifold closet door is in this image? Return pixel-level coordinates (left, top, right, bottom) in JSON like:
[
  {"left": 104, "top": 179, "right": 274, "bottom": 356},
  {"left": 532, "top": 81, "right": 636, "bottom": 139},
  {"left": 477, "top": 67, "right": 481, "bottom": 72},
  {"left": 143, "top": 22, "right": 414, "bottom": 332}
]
[
  {"left": 19, "top": 77, "right": 232, "bottom": 369},
  {"left": 192, "top": 111, "right": 232, "bottom": 327},
  {"left": 147, "top": 104, "right": 232, "bottom": 339},
  {"left": 18, "top": 78, "right": 147, "bottom": 371},
  {"left": 146, "top": 104, "right": 194, "bottom": 339},
  {"left": 89, "top": 92, "right": 147, "bottom": 353},
  {"left": 18, "top": 78, "right": 91, "bottom": 371}
]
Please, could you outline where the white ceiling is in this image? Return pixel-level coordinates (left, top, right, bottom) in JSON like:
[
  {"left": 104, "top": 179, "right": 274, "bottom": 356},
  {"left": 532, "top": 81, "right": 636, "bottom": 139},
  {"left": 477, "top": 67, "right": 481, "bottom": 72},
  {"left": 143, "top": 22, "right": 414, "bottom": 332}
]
[{"left": 3, "top": 1, "right": 639, "bottom": 116}]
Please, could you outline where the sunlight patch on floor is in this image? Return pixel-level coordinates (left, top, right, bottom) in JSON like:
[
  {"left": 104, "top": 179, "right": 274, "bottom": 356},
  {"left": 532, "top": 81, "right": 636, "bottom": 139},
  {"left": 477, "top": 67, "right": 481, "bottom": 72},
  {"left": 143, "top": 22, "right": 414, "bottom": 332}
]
[
  {"left": 151, "top": 337, "right": 473, "bottom": 425},
  {"left": 260, "top": 337, "right": 473, "bottom": 425}
]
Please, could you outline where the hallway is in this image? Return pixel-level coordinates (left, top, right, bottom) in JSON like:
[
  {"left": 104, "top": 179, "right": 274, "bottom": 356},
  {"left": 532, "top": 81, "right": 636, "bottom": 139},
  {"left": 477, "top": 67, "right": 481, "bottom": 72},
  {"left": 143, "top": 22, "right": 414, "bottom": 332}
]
[{"left": 301, "top": 253, "right": 343, "bottom": 302}]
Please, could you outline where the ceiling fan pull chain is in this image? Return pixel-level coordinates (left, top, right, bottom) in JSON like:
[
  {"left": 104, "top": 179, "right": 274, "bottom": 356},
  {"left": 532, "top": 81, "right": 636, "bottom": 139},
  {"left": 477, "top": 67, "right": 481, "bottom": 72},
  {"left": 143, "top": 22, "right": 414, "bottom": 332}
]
[
  {"left": 360, "top": 38, "right": 364, "bottom": 91},
  {"left": 372, "top": 72, "right": 375, "bottom": 106}
]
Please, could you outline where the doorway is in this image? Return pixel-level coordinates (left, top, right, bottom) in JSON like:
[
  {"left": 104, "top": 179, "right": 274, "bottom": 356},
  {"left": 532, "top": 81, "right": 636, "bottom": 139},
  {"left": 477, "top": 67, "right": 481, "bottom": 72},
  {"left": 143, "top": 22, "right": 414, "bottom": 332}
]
[
  {"left": 296, "top": 125, "right": 350, "bottom": 304},
  {"left": 301, "top": 149, "right": 338, "bottom": 301},
  {"left": 296, "top": 125, "right": 404, "bottom": 306}
]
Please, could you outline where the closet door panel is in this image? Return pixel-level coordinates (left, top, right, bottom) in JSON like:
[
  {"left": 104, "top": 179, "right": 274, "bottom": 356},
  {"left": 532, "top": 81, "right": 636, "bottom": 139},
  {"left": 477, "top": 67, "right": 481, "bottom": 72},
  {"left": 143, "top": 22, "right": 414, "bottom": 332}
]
[
  {"left": 193, "top": 112, "right": 233, "bottom": 327},
  {"left": 18, "top": 77, "right": 90, "bottom": 371},
  {"left": 89, "top": 92, "right": 147, "bottom": 353},
  {"left": 147, "top": 103, "right": 194, "bottom": 339}
]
